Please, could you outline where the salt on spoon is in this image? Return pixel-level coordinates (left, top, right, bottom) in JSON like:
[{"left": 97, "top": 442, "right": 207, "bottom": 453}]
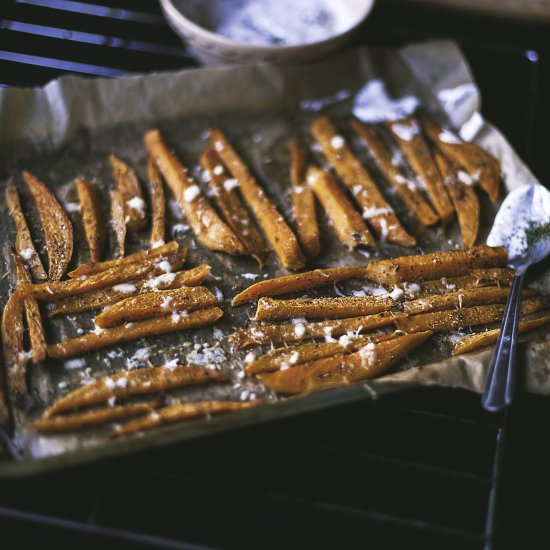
[{"left": 482, "top": 183, "right": 550, "bottom": 412}]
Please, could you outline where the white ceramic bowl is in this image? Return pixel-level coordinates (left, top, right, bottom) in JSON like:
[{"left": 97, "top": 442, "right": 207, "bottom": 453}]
[{"left": 159, "top": 0, "right": 375, "bottom": 66}]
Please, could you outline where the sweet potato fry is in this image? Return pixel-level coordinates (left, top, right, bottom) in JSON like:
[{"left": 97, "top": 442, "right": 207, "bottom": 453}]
[
  {"left": 5, "top": 179, "right": 47, "bottom": 281},
  {"left": 365, "top": 245, "right": 508, "bottom": 285},
  {"left": 95, "top": 286, "right": 218, "bottom": 328},
  {"left": 385, "top": 117, "right": 454, "bottom": 224},
  {"left": 113, "top": 400, "right": 261, "bottom": 438},
  {"left": 145, "top": 129, "right": 246, "bottom": 256},
  {"left": 1, "top": 290, "right": 27, "bottom": 395},
  {"left": 395, "top": 296, "right": 548, "bottom": 333},
  {"left": 14, "top": 254, "right": 46, "bottom": 364},
  {"left": 69, "top": 241, "right": 180, "bottom": 278},
  {"left": 47, "top": 306, "right": 223, "bottom": 359},
  {"left": 453, "top": 314, "right": 550, "bottom": 355},
  {"left": 289, "top": 139, "right": 320, "bottom": 258},
  {"left": 307, "top": 166, "right": 375, "bottom": 248},
  {"left": 200, "top": 146, "right": 267, "bottom": 264},
  {"left": 109, "top": 154, "right": 147, "bottom": 231},
  {"left": 49, "top": 264, "right": 211, "bottom": 317},
  {"left": 254, "top": 295, "right": 395, "bottom": 322},
  {"left": 310, "top": 116, "right": 416, "bottom": 247},
  {"left": 421, "top": 116, "right": 500, "bottom": 203},
  {"left": 75, "top": 178, "right": 105, "bottom": 263},
  {"left": 44, "top": 364, "right": 227, "bottom": 418},
  {"left": 230, "top": 311, "right": 405, "bottom": 349},
  {"left": 110, "top": 188, "right": 126, "bottom": 258},
  {"left": 419, "top": 268, "right": 515, "bottom": 294},
  {"left": 351, "top": 119, "right": 439, "bottom": 227},
  {"left": 210, "top": 128, "right": 306, "bottom": 269},
  {"left": 434, "top": 151, "right": 480, "bottom": 248},
  {"left": 33, "top": 401, "right": 158, "bottom": 433},
  {"left": 245, "top": 332, "right": 396, "bottom": 375},
  {"left": 257, "top": 331, "right": 433, "bottom": 394},
  {"left": 22, "top": 171, "right": 73, "bottom": 281},
  {"left": 146, "top": 154, "right": 166, "bottom": 247},
  {"left": 231, "top": 266, "right": 370, "bottom": 307}
]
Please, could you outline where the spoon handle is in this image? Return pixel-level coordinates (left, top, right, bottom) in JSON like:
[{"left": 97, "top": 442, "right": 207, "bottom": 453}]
[{"left": 481, "top": 272, "right": 526, "bottom": 412}]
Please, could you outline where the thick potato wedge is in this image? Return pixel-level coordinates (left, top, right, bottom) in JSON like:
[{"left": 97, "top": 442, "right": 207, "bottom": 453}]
[
  {"left": 145, "top": 129, "right": 246, "bottom": 256},
  {"left": 230, "top": 311, "right": 404, "bottom": 349},
  {"left": 113, "top": 400, "right": 261, "bottom": 438},
  {"left": 307, "top": 166, "right": 375, "bottom": 248},
  {"left": 289, "top": 139, "right": 320, "bottom": 259},
  {"left": 365, "top": 245, "right": 508, "bottom": 285},
  {"left": 395, "top": 296, "right": 548, "bottom": 333},
  {"left": 47, "top": 306, "right": 223, "bottom": 359},
  {"left": 1, "top": 290, "right": 27, "bottom": 395},
  {"left": 95, "top": 286, "right": 218, "bottom": 328},
  {"left": 14, "top": 254, "right": 46, "bottom": 364},
  {"left": 421, "top": 116, "right": 500, "bottom": 203},
  {"left": 254, "top": 295, "right": 395, "bottom": 322},
  {"left": 210, "top": 128, "right": 306, "bottom": 269},
  {"left": 22, "top": 171, "right": 73, "bottom": 281},
  {"left": 419, "top": 268, "right": 514, "bottom": 294},
  {"left": 257, "top": 331, "right": 433, "bottom": 394},
  {"left": 110, "top": 188, "right": 126, "bottom": 258},
  {"left": 44, "top": 364, "right": 227, "bottom": 418},
  {"left": 109, "top": 154, "right": 147, "bottom": 231},
  {"left": 75, "top": 178, "right": 106, "bottom": 263},
  {"left": 310, "top": 116, "right": 416, "bottom": 247},
  {"left": 49, "top": 264, "right": 211, "bottom": 317},
  {"left": 351, "top": 120, "right": 439, "bottom": 227},
  {"left": 33, "top": 402, "right": 158, "bottom": 433},
  {"left": 231, "top": 266, "right": 370, "bottom": 307},
  {"left": 200, "top": 146, "right": 267, "bottom": 264},
  {"left": 5, "top": 179, "right": 47, "bottom": 281},
  {"left": 434, "top": 152, "right": 480, "bottom": 248},
  {"left": 453, "top": 314, "right": 550, "bottom": 355},
  {"left": 245, "top": 332, "right": 396, "bottom": 375},
  {"left": 69, "top": 241, "right": 180, "bottom": 278},
  {"left": 385, "top": 117, "right": 454, "bottom": 224},
  {"left": 147, "top": 154, "right": 166, "bottom": 247}
]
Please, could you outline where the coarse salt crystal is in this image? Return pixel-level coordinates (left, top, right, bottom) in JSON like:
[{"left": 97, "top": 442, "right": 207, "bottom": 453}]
[
  {"left": 244, "top": 352, "right": 255, "bottom": 363},
  {"left": 439, "top": 129, "right": 461, "bottom": 144},
  {"left": 127, "top": 196, "right": 146, "bottom": 214},
  {"left": 391, "top": 120, "right": 420, "bottom": 141},
  {"left": 457, "top": 170, "right": 474, "bottom": 186},
  {"left": 389, "top": 287, "right": 404, "bottom": 300},
  {"left": 339, "top": 334, "right": 351, "bottom": 347},
  {"left": 242, "top": 273, "right": 259, "bottom": 280},
  {"left": 161, "top": 296, "right": 173, "bottom": 309},
  {"left": 157, "top": 260, "right": 173, "bottom": 273},
  {"left": 294, "top": 186, "right": 304, "bottom": 194},
  {"left": 152, "top": 239, "right": 165, "bottom": 248},
  {"left": 164, "top": 358, "right": 179, "bottom": 369},
  {"left": 331, "top": 135, "right": 345, "bottom": 149},
  {"left": 294, "top": 323, "right": 306, "bottom": 337},
  {"left": 213, "top": 165, "right": 224, "bottom": 176},
  {"left": 19, "top": 248, "right": 34, "bottom": 261},
  {"left": 113, "top": 283, "right": 137, "bottom": 293},
  {"left": 144, "top": 273, "right": 176, "bottom": 289},
  {"left": 289, "top": 351, "right": 300, "bottom": 364},
  {"left": 224, "top": 178, "right": 239, "bottom": 191},
  {"left": 115, "top": 377, "right": 127, "bottom": 389},
  {"left": 65, "top": 358, "right": 86, "bottom": 369},
  {"left": 183, "top": 185, "right": 200, "bottom": 202},
  {"left": 104, "top": 378, "right": 116, "bottom": 390}
]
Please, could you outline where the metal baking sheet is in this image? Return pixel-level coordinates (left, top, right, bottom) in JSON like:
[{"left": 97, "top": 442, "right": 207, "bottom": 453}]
[{"left": 1, "top": 40, "right": 548, "bottom": 477}]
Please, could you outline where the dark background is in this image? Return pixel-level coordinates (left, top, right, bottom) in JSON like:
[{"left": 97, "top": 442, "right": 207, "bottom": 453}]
[{"left": 1, "top": 1, "right": 550, "bottom": 548}]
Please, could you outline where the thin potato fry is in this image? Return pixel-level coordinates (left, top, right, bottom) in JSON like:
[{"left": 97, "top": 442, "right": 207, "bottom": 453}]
[
  {"left": 419, "top": 268, "right": 515, "bottom": 294},
  {"left": 289, "top": 139, "right": 320, "bottom": 258},
  {"left": 365, "top": 245, "right": 508, "bottom": 284},
  {"left": 147, "top": 154, "right": 166, "bottom": 247},
  {"left": 231, "top": 266, "right": 370, "bottom": 307},
  {"left": 109, "top": 154, "right": 147, "bottom": 231},
  {"left": 1, "top": 290, "right": 27, "bottom": 395},
  {"left": 145, "top": 129, "right": 246, "bottom": 255},
  {"left": 110, "top": 188, "right": 126, "bottom": 258},
  {"left": 75, "top": 178, "right": 105, "bottom": 263},
  {"left": 310, "top": 116, "right": 416, "bottom": 247},
  {"left": 44, "top": 364, "right": 227, "bottom": 417},
  {"left": 421, "top": 116, "right": 500, "bottom": 203},
  {"left": 453, "top": 314, "right": 550, "bottom": 355},
  {"left": 113, "top": 400, "right": 261, "bottom": 438},
  {"left": 385, "top": 117, "right": 454, "bottom": 224},
  {"left": 210, "top": 128, "right": 306, "bottom": 269},
  {"left": 49, "top": 264, "right": 211, "bottom": 317},
  {"left": 257, "top": 332, "right": 433, "bottom": 394},
  {"left": 95, "top": 286, "right": 218, "bottom": 328},
  {"left": 22, "top": 171, "right": 73, "bottom": 281},
  {"left": 47, "top": 306, "right": 223, "bottom": 359},
  {"left": 200, "top": 146, "right": 267, "bottom": 264},
  {"left": 230, "top": 311, "right": 405, "bottom": 349},
  {"left": 254, "top": 295, "right": 394, "bottom": 322},
  {"left": 5, "top": 179, "right": 47, "bottom": 281},
  {"left": 307, "top": 166, "right": 375, "bottom": 248},
  {"left": 434, "top": 152, "right": 480, "bottom": 248},
  {"left": 395, "top": 297, "right": 548, "bottom": 333},
  {"left": 33, "top": 402, "right": 159, "bottom": 433},
  {"left": 351, "top": 119, "right": 439, "bottom": 226}
]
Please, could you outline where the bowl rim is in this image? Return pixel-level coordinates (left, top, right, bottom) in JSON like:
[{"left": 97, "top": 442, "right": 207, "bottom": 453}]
[{"left": 159, "top": 0, "right": 375, "bottom": 52}]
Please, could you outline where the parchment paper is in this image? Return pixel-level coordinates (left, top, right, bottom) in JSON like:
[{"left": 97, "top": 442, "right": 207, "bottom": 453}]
[{"left": 1, "top": 40, "right": 549, "bottom": 475}]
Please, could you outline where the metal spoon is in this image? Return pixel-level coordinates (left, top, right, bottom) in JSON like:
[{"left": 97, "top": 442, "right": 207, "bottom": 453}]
[{"left": 482, "top": 183, "right": 550, "bottom": 412}]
